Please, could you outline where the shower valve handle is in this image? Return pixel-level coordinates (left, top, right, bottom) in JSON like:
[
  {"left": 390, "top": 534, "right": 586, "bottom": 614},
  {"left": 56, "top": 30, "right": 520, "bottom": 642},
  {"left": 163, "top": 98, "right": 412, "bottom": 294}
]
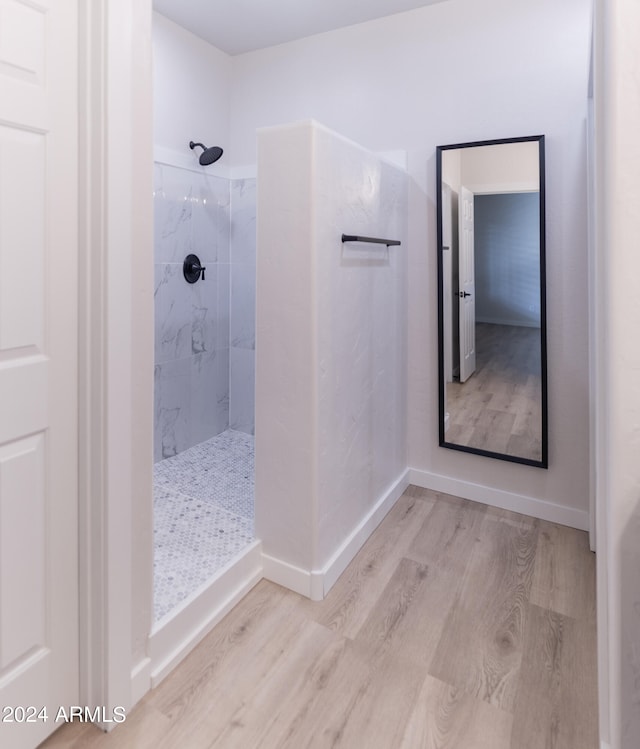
[{"left": 183, "top": 254, "right": 206, "bottom": 283}]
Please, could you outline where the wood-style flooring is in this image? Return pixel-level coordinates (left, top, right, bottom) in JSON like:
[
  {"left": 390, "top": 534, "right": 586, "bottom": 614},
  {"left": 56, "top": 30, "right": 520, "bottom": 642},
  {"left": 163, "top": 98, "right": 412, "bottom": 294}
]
[
  {"left": 446, "top": 323, "right": 542, "bottom": 461},
  {"left": 41, "top": 487, "right": 597, "bottom": 749}
]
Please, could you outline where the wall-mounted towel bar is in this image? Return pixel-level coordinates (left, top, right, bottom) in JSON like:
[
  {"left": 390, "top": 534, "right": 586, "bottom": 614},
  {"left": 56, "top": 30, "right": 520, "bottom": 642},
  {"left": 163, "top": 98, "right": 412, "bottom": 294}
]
[{"left": 341, "top": 234, "right": 401, "bottom": 247}]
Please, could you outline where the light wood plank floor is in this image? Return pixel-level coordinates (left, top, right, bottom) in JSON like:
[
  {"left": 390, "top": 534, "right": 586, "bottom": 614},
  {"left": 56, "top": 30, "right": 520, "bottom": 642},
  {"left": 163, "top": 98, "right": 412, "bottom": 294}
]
[
  {"left": 41, "top": 487, "right": 597, "bottom": 749},
  {"left": 446, "top": 323, "right": 543, "bottom": 462}
]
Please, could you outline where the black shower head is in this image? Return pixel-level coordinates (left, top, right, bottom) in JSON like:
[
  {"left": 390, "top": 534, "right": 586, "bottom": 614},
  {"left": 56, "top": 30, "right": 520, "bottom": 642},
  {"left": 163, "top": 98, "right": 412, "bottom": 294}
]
[{"left": 189, "top": 141, "right": 224, "bottom": 166}]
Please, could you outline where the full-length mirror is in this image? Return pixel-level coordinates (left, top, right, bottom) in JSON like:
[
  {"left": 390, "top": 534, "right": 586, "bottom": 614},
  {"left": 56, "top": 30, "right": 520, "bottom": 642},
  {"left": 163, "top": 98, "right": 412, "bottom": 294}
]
[{"left": 436, "top": 136, "right": 547, "bottom": 467}]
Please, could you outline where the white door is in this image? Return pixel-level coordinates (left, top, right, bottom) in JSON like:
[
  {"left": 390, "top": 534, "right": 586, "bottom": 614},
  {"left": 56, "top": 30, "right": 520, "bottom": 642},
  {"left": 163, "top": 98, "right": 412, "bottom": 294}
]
[
  {"left": 0, "top": 1, "right": 79, "bottom": 747},
  {"left": 458, "top": 186, "right": 476, "bottom": 382},
  {"left": 442, "top": 183, "right": 453, "bottom": 383}
]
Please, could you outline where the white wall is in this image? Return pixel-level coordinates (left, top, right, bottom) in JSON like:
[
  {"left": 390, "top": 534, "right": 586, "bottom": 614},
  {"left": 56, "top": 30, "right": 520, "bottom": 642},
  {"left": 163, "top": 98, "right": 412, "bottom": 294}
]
[
  {"left": 231, "top": 0, "right": 592, "bottom": 523},
  {"left": 256, "top": 121, "right": 408, "bottom": 596},
  {"left": 255, "top": 123, "right": 316, "bottom": 575},
  {"left": 460, "top": 140, "right": 539, "bottom": 191},
  {"left": 442, "top": 140, "right": 539, "bottom": 196},
  {"left": 153, "top": 12, "right": 231, "bottom": 169},
  {"left": 314, "top": 126, "right": 408, "bottom": 569}
]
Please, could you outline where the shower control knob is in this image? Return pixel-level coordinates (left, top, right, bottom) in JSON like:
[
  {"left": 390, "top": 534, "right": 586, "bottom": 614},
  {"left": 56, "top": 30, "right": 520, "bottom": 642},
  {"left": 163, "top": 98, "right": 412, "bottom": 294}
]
[{"left": 183, "top": 254, "right": 206, "bottom": 283}]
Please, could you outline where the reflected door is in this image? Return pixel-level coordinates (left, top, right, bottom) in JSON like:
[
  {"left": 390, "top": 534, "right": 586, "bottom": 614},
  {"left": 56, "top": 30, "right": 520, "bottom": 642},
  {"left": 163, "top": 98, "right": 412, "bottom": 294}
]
[
  {"left": 442, "top": 183, "right": 453, "bottom": 383},
  {"left": 459, "top": 185, "right": 476, "bottom": 382}
]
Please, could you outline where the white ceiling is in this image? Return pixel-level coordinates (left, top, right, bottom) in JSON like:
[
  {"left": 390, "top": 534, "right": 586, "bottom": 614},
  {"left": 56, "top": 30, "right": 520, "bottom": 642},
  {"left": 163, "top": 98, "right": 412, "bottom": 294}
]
[{"left": 152, "top": 0, "right": 447, "bottom": 56}]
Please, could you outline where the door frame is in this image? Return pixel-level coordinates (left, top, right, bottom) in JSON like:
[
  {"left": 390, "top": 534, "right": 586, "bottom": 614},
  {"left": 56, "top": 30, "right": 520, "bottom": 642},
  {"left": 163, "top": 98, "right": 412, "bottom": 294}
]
[{"left": 77, "top": 0, "right": 154, "bottom": 723}]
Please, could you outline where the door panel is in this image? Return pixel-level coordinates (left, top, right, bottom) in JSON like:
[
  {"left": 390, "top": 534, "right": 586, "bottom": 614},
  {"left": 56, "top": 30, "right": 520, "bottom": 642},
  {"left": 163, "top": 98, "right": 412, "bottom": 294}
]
[
  {"left": 0, "top": 0, "right": 79, "bottom": 747},
  {"left": 0, "top": 127, "right": 45, "bottom": 352},
  {"left": 0, "top": 436, "right": 46, "bottom": 668}
]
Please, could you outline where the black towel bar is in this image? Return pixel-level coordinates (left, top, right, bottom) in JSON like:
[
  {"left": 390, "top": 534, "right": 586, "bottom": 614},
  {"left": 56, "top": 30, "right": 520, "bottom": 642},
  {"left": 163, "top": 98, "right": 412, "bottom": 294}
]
[{"left": 341, "top": 234, "right": 401, "bottom": 247}]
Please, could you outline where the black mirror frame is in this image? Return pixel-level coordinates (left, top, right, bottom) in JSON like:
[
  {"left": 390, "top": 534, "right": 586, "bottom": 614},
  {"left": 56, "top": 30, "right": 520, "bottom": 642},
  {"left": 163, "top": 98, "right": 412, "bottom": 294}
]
[{"left": 436, "top": 135, "right": 548, "bottom": 469}]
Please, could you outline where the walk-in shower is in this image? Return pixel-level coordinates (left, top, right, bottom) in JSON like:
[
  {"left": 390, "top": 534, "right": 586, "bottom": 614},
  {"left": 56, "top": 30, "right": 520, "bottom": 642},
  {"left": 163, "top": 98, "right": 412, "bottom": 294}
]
[{"left": 153, "top": 150, "right": 256, "bottom": 623}]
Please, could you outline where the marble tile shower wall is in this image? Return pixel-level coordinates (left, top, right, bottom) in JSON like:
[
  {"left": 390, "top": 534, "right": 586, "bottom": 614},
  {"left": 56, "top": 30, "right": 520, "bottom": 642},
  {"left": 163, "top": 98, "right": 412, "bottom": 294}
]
[
  {"left": 153, "top": 164, "right": 256, "bottom": 461},
  {"left": 230, "top": 179, "right": 256, "bottom": 435},
  {"left": 153, "top": 163, "right": 229, "bottom": 461}
]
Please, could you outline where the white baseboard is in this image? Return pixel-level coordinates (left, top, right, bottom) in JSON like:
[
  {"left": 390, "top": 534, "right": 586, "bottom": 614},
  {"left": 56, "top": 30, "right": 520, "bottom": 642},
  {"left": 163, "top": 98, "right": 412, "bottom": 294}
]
[
  {"left": 320, "top": 471, "right": 410, "bottom": 595},
  {"left": 130, "top": 657, "right": 152, "bottom": 709},
  {"left": 261, "top": 553, "right": 322, "bottom": 600},
  {"left": 407, "top": 468, "right": 589, "bottom": 531},
  {"left": 148, "top": 540, "right": 263, "bottom": 688},
  {"left": 262, "top": 470, "right": 410, "bottom": 600}
]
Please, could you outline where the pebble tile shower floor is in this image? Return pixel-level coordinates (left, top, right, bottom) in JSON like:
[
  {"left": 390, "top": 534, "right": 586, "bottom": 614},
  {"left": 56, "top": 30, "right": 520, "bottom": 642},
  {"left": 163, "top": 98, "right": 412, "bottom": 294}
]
[{"left": 153, "top": 429, "right": 255, "bottom": 622}]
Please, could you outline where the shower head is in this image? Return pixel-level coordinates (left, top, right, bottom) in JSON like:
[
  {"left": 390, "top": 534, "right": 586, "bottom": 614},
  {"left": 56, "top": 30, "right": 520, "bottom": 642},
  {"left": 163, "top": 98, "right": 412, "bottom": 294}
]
[{"left": 189, "top": 140, "right": 223, "bottom": 166}]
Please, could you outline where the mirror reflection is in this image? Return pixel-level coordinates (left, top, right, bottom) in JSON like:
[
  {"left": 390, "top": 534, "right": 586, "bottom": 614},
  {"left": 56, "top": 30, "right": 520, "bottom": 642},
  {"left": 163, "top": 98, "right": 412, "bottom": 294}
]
[{"left": 437, "top": 136, "right": 547, "bottom": 467}]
